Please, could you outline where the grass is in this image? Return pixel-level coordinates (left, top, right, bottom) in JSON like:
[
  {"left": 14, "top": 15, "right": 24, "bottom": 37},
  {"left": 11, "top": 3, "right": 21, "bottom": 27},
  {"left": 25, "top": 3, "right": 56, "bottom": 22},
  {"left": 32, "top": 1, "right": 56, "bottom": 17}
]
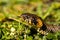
[{"left": 0, "top": 0, "right": 60, "bottom": 40}]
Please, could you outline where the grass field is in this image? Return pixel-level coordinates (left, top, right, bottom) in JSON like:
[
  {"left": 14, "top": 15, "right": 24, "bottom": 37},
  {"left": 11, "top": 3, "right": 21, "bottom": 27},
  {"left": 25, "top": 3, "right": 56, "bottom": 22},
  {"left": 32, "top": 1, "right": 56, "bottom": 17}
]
[{"left": 0, "top": 0, "right": 60, "bottom": 40}]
